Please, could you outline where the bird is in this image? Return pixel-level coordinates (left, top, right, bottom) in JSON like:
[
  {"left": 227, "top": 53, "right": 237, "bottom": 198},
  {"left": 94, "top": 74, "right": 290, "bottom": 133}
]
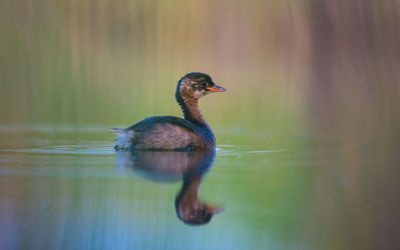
[{"left": 113, "top": 72, "right": 226, "bottom": 151}]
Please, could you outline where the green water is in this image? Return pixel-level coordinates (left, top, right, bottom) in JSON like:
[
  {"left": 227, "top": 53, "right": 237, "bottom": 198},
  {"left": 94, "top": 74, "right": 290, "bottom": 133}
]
[{"left": 0, "top": 125, "right": 398, "bottom": 250}]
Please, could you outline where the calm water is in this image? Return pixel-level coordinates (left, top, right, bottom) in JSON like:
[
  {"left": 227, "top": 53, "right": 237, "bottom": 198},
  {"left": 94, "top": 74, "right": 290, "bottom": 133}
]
[{"left": 0, "top": 125, "right": 399, "bottom": 250}]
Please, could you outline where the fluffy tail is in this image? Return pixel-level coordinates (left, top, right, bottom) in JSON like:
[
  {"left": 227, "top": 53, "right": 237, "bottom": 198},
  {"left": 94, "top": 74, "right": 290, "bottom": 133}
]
[{"left": 112, "top": 128, "right": 135, "bottom": 151}]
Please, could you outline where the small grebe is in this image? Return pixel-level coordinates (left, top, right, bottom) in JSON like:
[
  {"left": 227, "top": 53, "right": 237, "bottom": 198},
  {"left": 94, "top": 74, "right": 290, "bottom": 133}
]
[{"left": 114, "top": 72, "right": 226, "bottom": 150}]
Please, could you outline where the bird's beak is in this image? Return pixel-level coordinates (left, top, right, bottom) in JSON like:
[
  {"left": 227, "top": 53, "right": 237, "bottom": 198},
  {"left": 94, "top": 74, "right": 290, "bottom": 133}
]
[
  {"left": 207, "top": 84, "right": 226, "bottom": 92},
  {"left": 206, "top": 205, "right": 225, "bottom": 215}
]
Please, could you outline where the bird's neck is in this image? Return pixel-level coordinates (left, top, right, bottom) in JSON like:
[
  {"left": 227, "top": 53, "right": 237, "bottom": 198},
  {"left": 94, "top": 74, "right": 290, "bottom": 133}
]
[
  {"left": 176, "top": 175, "right": 202, "bottom": 206},
  {"left": 177, "top": 96, "right": 208, "bottom": 126}
]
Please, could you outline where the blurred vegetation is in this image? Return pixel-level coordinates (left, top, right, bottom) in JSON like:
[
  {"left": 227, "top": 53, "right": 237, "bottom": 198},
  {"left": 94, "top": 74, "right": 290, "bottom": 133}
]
[
  {"left": 0, "top": 0, "right": 307, "bottom": 131},
  {"left": 1, "top": 1, "right": 398, "bottom": 142}
]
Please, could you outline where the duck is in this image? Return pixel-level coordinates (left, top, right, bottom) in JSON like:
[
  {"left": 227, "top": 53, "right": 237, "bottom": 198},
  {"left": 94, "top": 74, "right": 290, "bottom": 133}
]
[{"left": 113, "top": 72, "right": 226, "bottom": 151}]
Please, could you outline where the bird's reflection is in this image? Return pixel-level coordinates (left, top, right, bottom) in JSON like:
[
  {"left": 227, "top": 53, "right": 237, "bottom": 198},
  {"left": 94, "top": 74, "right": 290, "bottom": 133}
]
[{"left": 116, "top": 149, "right": 223, "bottom": 225}]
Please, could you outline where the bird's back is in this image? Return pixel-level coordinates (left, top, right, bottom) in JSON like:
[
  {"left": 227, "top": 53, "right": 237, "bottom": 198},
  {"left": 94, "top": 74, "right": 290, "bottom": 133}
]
[{"left": 115, "top": 116, "right": 214, "bottom": 150}]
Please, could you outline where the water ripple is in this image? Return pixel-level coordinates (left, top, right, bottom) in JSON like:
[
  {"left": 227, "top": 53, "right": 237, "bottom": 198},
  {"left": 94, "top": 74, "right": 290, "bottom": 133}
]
[{"left": 1, "top": 144, "right": 114, "bottom": 155}]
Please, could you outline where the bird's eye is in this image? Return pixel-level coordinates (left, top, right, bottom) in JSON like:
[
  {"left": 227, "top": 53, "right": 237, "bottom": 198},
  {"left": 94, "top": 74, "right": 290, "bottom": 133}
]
[{"left": 201, "top": 82, "right": 207, "bottom": 87}]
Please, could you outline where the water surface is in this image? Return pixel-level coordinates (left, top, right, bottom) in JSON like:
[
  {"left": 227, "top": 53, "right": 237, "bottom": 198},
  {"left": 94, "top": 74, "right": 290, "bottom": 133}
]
[{"left": 1, "top": 126, "right": 399, "bottom": 250}]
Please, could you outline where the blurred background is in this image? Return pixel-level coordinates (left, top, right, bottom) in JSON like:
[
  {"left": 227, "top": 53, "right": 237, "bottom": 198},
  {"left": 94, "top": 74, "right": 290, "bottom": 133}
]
[
  {"left": 1, "top": 0, "right": 399, "bottom": 138},
  {"left": 1, "top": 1, "right": 400, "bottom": 250}
]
